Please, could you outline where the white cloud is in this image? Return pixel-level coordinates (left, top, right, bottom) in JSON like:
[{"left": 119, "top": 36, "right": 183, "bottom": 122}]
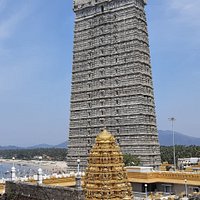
[
  {"left": 167, "top": 0, "right": 200, "bottom": 24},
  {"left": 169, "top": 1, "right": 200, "bottom": 11},
  {"left": 0, "top": 0, "right": 6, "bottom": 13},
  {"left": 0, "top": 1, "right": 36, "bottom": 40},
  {"left": 0, "top": 52, "right": 41, "bottom": 93},
  {"left": 0, "top": 9, "right": 27, "bottom": 39}
]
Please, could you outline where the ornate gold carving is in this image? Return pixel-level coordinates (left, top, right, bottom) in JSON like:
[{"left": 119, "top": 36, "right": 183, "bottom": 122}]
[{"left": 83, "top": 129, "right": 133, "bottom": 199}]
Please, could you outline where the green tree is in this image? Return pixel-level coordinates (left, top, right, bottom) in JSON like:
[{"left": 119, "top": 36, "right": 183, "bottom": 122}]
[
  {"left": 123, "top": 154, "right": 140, "bottom": 166},
  {"left": 160, "top": 145, "right": 200, "bottom": 164}
]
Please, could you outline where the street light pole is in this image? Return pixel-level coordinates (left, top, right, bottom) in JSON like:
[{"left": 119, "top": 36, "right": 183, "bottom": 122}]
[
  {"left": 76, "top": 159, "right": 81, "bottom": 189},
  {"left": 185, "top": 179, "right": 188, "bottom": 198},
  {"left": 169, "top": 117, "right": 176, "bottom": 169},
  {"left": 145, "top": 184, "right": 148, "bottom": 199},
  {"left": 37, "top": 156, "right": 43, "bottom": 185},
  {"left": 77, "top": 159, "right": 80, "bottom": 175},
  {"left": 11, "top": 157, "right": 16, "bottom": 181}
]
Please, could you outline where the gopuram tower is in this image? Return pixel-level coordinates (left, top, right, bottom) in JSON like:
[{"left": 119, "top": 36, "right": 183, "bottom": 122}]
[{"left": 67, "top": 0, "right": 161, "bottom": 170}]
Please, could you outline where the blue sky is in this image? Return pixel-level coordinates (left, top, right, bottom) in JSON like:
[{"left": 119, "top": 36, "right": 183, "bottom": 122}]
[{"left": 0, "top": 0, "right": 199, "bottom": 146}]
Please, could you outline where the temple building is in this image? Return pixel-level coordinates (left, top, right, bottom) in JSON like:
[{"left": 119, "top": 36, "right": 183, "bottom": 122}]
[
  {"left": 83, "top": 129, "right": 133, "bottom": 199},
  {"left": 67, "top": 0, "right": 161, "bottom": 170}
]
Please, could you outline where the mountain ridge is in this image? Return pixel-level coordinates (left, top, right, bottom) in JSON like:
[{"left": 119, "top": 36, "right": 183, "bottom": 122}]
[
  {"left": 0, "top": 142, "right": 67, "bottom": 150},
  {"left": 0, "top": 130, "right": 199, "bottom": 150},
  {"left": 158, "top": 130, "right": 200, "bottom": 146}
]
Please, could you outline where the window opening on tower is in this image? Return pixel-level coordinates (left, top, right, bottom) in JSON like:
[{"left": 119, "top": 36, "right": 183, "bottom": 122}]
[{"left": 101, "top": 6, "right": 104, "bottom": 13}]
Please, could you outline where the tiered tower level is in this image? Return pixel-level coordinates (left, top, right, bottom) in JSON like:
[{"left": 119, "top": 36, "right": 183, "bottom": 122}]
[{"left": 67, "top": 0, "right": 161, "bottom": 170}]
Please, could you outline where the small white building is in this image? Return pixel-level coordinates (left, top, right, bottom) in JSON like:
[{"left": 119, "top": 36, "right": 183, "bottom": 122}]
[
  {"left": 178, "top": 157, "right": 200, "bottom": 169},
  {"left": 126, "top": 166, "right": 154, "bottom": 173}
]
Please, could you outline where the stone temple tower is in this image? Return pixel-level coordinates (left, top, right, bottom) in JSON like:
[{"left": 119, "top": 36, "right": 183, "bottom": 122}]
[{"left": 67, "top": 0, "right": 161, "bottom": 170}]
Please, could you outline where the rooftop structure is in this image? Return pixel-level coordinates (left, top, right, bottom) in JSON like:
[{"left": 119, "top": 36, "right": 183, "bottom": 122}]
[{"left": 127, "top": 167, "right": 200, "bottom": 199}]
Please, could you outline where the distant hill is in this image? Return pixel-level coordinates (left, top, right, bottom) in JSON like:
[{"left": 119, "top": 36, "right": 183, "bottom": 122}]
[
  {"left": 1, "top": 131, "right": 199, "bottom": 150},
  {"left": 158, "top": 130, "right": 200, "bottom": 146},
  {"left": 0, "top": 145, "right": 22, "bottom": 150},
  {"left": 27, "top": 144, "right": 54, "bottom": 149},
  {"left": 54, "top": 141, "right": 68, "bottom": 148},
  {"left": 0, "top": 142, "right": 68, "bottom": 150}
]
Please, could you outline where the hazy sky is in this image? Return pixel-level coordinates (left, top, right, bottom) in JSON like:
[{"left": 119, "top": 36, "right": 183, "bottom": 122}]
[{"left": 0, "top": 0, "right": 199, "bottom": 146}]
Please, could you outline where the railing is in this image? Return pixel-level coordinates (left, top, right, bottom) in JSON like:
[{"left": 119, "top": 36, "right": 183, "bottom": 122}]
[
  {"left": 43, "top": 177, "right": 75, "bottom": 185},
  {"left": 133, "top": 191, "right": 146, "bottom": 198}
]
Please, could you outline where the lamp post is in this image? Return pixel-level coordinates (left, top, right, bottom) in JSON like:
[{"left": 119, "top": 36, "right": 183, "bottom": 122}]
[
  {"left": 11, "top": 157, "right": 16, "bottom": 181},
  {"left": 77, "top": 159, "right": 80, "bottom": 175},
  {"left": 184, "top": 179, "right": 188, "bottom": 198},
  {"left": 76, "top": 159, "right": 81, "bottom": 189},
  {"left": 168, "top": 117, "right": 176, "bottom": 169},
  {"left": 145, "top": 184, "right": 148, "bottom": 199},
  {"left": 38, "top": 156, "right": 42, "bottom": 167},
  {"left": 37, "top": 156, "right": 43, "bottom": 185}
]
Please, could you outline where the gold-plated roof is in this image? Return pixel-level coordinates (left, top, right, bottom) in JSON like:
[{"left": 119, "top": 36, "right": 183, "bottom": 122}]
[
  {"left": 83, "top": 129, "right": 133, "bottom": 200},
  {"left": 96, "top": 129, "right": 115, "bottom": 142}
]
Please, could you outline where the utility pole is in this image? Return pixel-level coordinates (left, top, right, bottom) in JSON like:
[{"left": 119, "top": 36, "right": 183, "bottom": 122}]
[{"left": 168, "top": 117, "right": 176, "bottom": 169}]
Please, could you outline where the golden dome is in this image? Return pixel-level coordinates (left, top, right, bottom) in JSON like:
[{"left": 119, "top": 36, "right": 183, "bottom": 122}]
[
  {"left": 83, "top": 129, "right": 134, "bottom": 200},
  {"left": 96, "top": 129, "right": 115, "bottom": 142}
]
